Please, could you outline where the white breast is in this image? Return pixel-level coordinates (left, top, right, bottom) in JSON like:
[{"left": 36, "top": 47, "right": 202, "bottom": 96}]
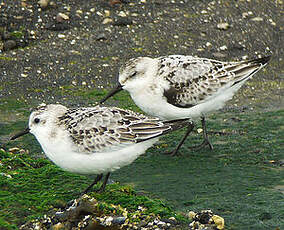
[{"left": 37, "top": 132, "right": 158, "bottom": 175}]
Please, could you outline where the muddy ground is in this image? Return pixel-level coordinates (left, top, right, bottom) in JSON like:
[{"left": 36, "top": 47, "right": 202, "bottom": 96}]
[{"left": 0, "top": 0, "right": 283, "bottom": 109}]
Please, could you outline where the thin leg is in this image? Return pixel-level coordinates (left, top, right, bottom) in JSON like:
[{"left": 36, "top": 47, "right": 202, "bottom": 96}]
[
  {"left": 81, "top": 173, "right": 103, "bottom": 195},
  {"left": 97, "top": 172, "right": 111, "bottom": 192},
  {"left": 189, "top": 116, "right": 213, "bottom": 150},
  {"left": 166, "top": 122, "right": 195, "bottom": 156}
]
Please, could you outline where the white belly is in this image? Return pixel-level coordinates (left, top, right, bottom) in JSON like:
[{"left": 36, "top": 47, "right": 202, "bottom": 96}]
[{"left": 38, "top": 135, "right": 158, "bottom": 175}]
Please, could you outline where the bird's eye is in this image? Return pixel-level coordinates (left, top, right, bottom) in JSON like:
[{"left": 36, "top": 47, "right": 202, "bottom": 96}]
[
  {"left": 34, "top": 118, "right": 40, "bottom": 124},
  {"left": 130, "top": 71, "right": 137, "bottom": 78}
]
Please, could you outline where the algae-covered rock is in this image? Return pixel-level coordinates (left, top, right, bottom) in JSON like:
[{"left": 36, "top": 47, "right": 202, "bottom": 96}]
[{"left": 19, "top": 194, "right": 184, "bottom": 230}]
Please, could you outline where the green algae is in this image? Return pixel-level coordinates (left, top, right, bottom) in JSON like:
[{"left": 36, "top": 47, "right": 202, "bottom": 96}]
[{"left": 0, "top": 90, "right": 283, "bottom": 229}]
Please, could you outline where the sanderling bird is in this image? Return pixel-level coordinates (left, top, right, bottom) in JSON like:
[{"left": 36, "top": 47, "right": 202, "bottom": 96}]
[
  {"left": 11, "top": 104, "right": 193, "bottom": 193},
  {"left": 100, "top": 55, "right": 271, "bottom": 155}
]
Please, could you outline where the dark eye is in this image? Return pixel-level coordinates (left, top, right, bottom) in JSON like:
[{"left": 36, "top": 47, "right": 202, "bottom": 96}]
[
  {"left": 130, "top": 71, "right": 137, "bottom": 78},
  {"left": 34, "top": 118, "right": 40, "bottom": 124}
]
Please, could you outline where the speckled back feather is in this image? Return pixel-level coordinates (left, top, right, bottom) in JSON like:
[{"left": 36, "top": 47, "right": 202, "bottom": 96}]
[
  {"left": 57, "top": 106, "right": 189, "bottom": 153},
  {"left": 157, "top": 55, "right": 270, "bottom": 108}
]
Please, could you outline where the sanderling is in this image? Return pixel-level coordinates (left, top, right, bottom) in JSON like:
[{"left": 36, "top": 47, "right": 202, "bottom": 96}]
[
  {"left": 100, "top": 55, "right": 271, "bottom": 155},
  {"left": 11, "top": 104, "right": 193, "bottom": 193}
]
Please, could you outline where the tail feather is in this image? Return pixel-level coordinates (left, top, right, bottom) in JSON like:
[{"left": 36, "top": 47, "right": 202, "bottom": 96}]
[
  {"left": 135, "top": 118, "right": 193, "bottom": 143},
  {"left": 231, "top": 55, "right": 271, "bottom": 86},
  {"left": 247, "top": 55, "right": 271, "bottom": 65},
  {"left": 164, "top": 118, "right": 193, "bottom": 132}
]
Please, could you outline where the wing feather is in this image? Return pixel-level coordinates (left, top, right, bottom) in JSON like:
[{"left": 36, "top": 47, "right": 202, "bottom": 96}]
[
  {"left": 58, "top": 106, "right": 190, "bottom": 154},
  {"left": 157, "top": 55, "right": 269, "bottom": 107}
]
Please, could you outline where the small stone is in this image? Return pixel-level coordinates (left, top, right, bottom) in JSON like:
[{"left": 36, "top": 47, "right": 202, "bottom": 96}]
[
  {"left": 58, "top": 34, "right": 65, "bottom": 38},
  {"left": 56, "top": 13, "right": 69, "bottom": 22},
  {"left": 102, "top": 18, "right": 113, "bottom": 24},
  {"left": 112, "top": 17, "right": 132, "bottom": 26},
  {"left": 38, "top": 0, "right": 49, "bottom": 9},
  {"left": 96, "top": 33, "right": 107, "bottom": 41},
  {"left": 206, "top": 42, "right": 212, "bottom": 47},
  {"left": 105, "top": 216, "right": 113, "bottom": 226},
  {"left": 112, "top": 216, "right": 126, "bottom": 225},
  {"left": 14, "top": 16, "right": 24, "bottom": 20},
  {"left": 217, "top": 22, "right": 230, "bottom": 30},
  {"left": 188, "top": 211, "right": 196, "bottom": 219},
  {"left": 9, "top": 147, "right": 20, "bottom": 152},
  {"left": 197, "top": 128, "right": 203, "bottom": 133},
  {"left": 104, "top": 10, "right": 110, "bottom": 17},
  {"left": 118, "top": 11, "right": 127, "bottom": 17},
  {"left": 268, "top": 19, "right": 276, "bottom": 26},
  {"left": 168, "top": 217, "right": 176, "bottom": 222},
  {"left": 212, "top": 215, "right": 225, "bottom": 229},
  {"left": 251, "top": 17, "right": 263, "bottom": 22},
  {"left": 219, "top": 45, "right": 227, "bottom": 51},
  {"left": 3, "top": 40, "right": 17, "bottom": 51},
  {"left": 51, "top": 223, "right": 65, "bottom": 230}
]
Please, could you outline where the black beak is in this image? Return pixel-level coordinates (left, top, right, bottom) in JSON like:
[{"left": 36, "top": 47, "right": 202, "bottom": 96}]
[
  {"left": 100, "top": 83, "right": 123, "bottom": 104},
  {"left": 10, "top": 128, "right": 30, "bottom": 140}
]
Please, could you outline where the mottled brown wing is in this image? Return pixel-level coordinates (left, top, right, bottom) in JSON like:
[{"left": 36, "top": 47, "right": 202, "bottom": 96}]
[
  {"left": 58, "top": 106, "right": 189, "bottom": 153},
  {"left": 157, "top": 55, "right": 269, "bottom": 108}
]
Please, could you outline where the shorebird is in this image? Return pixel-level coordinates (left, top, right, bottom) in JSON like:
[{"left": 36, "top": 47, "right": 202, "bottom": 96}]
[
  {"left": 11, "top": 104, "right": 193, "bottom": 193},
  {"left": 100, "top": 55, "right": 271, "bottom": 155}
]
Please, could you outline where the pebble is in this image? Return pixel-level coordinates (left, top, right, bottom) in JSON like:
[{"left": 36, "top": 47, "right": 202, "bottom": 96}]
[
  {"left": 112, "top": 216, "right": 126, "bottom": 224},
  {"left": 96, "top": 33, "right": 107, "bottom": 41},
  {"left": 251, "top": 17, "right": 263, "bottom": 22},
  {"left": 3, "top": 40, "right": 17, "bottom": 51},
  {"left": 102, "top": 18, "right": 113, "bottom": 24},
  {"left": 56, "top": 13, "right": 69, "bottom": 22},
  {"left": 104, "top": 10, "right": 110, "bottom": 17},
  {"left": 206, "top": 42, "right": 212, "bottom": 47},
  {"left": 58, "top": 34, "right": 66, "bottom": 39},
  {"left": 219, "top": 45, "right": 227, "bottom": 51},
  {"left": 8, "top": 147, "right": 20, "bottom": 152},
  {"left": 38, "top": 0, "right": 49, "bottom": 9},
  {"left": 118, "top": 11, "right": 127, "bottom": 17},
  {"left": 21, "top": 73, "right": 28, "bottom": 78},
  {"left": 112, "top": 17, "right": 133, "bottom": 26},
  {"left": 217, "top": 22, "right": 230, "bottom": 30}
]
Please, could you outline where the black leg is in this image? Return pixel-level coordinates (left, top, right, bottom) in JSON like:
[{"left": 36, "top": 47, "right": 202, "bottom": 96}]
[
  {"left": 166, "top": 122, "right": 195, "bottom": 156},
  {"left": 97, "top": 172, "right": 111, "bottom": 192},
  {"left": 189, "top": 116, "right": 213, "bottom": 150},
  {"left": 81, "top": 173, "right": 103, "bottom": 195}
]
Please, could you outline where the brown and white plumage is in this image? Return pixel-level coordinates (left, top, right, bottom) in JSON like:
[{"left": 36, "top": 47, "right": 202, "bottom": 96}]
[
  {"left": 11, "top": 104, "right": 191, "bottom": 174},
  {"left": 109, "top": 55, "right": 270, "bottom": 120},
  {"left": 100, "top": 55, "right": 270, "bottom": 155}
]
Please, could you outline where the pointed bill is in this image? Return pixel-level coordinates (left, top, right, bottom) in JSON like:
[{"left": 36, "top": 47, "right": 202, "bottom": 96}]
[
  {"left": 100, "top": 83, "right": 123, "bottom": 104},
  {"left": 10, "top": 128, "right": 30, "bottom": 140}
]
